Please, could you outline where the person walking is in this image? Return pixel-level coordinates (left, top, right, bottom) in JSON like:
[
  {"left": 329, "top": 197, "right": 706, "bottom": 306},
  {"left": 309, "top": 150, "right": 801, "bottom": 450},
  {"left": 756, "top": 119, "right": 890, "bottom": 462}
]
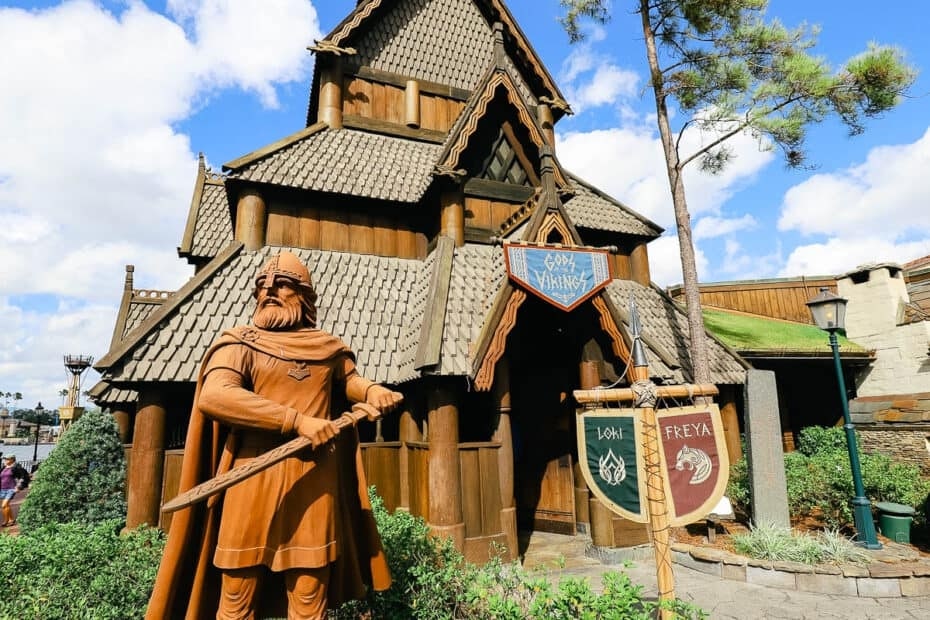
[{"left": 1, "top": 455, "right": 29, "bottom": 526}]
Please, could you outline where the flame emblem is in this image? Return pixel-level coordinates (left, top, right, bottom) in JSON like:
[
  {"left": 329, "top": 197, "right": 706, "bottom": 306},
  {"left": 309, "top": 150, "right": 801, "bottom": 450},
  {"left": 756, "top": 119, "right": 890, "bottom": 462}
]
[{"left": 598, "top": 449, "right": 627, "bottom": 486}]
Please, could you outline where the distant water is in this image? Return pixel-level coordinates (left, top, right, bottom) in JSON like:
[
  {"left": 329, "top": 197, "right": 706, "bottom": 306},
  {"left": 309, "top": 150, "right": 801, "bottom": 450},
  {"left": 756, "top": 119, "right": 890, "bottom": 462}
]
[{"left": 0, "top": 443, "right": 56, "bottom": 463}]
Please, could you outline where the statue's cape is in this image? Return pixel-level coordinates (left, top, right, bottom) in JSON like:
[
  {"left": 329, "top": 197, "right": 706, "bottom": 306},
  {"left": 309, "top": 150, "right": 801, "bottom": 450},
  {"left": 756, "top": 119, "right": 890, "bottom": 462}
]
[{"left": 145, "top": 326, "right": 389, "bottom": 619}]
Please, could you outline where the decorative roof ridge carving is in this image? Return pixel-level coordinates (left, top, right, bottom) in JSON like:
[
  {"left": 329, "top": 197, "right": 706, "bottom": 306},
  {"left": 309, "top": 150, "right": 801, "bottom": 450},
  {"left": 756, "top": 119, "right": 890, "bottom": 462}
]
[
  {"left": 109, "top": 265, "right": 135, "bottom": 351},
  {"left": 95, "top": 241, "right": 245, "bottom": 372},
  {"left": 436, "top": 68, "right": 567, "bottom": 187},
  {"left": 179, "top": 153, "right": 208, "bottom": 257},
  {"left": 223, "top": 122, "right": 329, "bottom": 172},
  {"left": 307, "top": 40, "right": 357, "bottom": 56},
  {"left": 131, "top": 289, "right": 173, "bottom": 303}
]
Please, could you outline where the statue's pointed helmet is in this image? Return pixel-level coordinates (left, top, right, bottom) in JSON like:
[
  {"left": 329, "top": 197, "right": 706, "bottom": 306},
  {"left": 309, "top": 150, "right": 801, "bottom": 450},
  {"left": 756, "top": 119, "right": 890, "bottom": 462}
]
[{"left": 254, "top": 251, "right": 314, "bottom": 292}]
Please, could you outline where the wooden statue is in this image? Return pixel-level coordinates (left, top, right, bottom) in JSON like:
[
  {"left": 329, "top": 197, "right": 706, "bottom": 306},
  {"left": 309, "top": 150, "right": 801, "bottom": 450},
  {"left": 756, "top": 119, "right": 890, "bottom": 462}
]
[{"left": 146, "top": 251, "right": 403, "bottom": 620}]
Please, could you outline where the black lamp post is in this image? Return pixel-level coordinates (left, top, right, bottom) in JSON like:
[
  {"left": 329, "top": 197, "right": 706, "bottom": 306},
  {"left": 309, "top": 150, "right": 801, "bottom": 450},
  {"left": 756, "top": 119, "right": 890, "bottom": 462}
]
[
  {"left": 806, "top": 288, "right": 881, "bottom": 549},
  {"left": 33, "top": 401, "right": 43, "bottom": 464}
]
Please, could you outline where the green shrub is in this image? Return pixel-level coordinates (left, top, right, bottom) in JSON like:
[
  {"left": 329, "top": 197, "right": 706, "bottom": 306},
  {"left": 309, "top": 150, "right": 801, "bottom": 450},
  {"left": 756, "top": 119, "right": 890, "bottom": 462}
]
[
  {"left": 795, "top": 425, "right": 849, "bottom": 456},
  {"left": 17, "top": 409, "right": 127, "bottom": 532},
  {"left": 728, "top": 426, "right": 930, "bottom": 530},
  {"left": 334, "top": 490, "right": 706, "bottom": 619},
  {"left": 0, "top": 520, "right": 164, "bottom": 619}
]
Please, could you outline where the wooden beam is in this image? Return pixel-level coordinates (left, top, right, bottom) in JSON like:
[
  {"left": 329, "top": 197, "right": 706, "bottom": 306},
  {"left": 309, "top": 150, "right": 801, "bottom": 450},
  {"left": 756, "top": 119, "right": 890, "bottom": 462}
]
[
  {"left": 343, "top": 114, "right": 446, "bottom": 143},
  {"left": 463, "top": 178, "right": 534, "bottom": 203},
  {"left": 351, "top": 65, "right": 471, "bottom": 100},
  {"left": 414, "top": 236, "right": 455, "bottom": 370}
]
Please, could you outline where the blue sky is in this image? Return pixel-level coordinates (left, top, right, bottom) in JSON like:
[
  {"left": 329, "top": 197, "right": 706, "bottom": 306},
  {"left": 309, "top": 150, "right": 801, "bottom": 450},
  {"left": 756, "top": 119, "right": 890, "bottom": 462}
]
[{"left": 1, "top": 0, "right": 929, "bottom": 409}]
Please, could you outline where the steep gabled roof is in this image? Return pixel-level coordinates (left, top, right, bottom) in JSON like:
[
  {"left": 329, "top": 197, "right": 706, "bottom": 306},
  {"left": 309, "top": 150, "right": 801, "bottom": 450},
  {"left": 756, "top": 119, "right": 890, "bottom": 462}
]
[
  {"left": 178, "top": 154, "right": 232, "bottom": 262},
  {"left": 224, "top": 123, "right": 443, "bottom": 203},
  {"left": 563, "top": 173, "right": 663, "bottom": 238},
  {"left": 95, "top": 243, "right": 430, "bottom": 386},
  {"left": 320, "top": 0, "right": 563, "bottom": 104},
  {"left": 437, "top": 67, "right": 568, "bottom": 188}
]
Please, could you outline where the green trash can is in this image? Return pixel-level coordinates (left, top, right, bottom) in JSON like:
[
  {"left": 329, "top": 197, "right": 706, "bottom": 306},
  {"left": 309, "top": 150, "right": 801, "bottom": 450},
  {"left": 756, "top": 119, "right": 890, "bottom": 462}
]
[{"left": 875, "top": 501, "right": 915, "bottom": 544}]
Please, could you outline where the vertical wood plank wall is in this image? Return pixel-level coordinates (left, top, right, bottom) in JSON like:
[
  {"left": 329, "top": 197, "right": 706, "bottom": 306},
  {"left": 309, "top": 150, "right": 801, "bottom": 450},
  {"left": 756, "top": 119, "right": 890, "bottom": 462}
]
[
  {"left": 669, "top": 278, "right": 837, "bottom": 323},
  {"left": 464, "top": 196, "right": 524, "bottom": 233},
  {"left": 266, "top": 205, "right": 424, "bottom": 259},
  {"left": 343, "top": 76, "right": 466, "bottom": 133}
]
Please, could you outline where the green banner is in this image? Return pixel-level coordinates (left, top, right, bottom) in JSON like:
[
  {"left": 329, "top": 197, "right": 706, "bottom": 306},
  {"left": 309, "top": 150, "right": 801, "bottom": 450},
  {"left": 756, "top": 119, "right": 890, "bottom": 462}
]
[{"left": 579, "top": 412, "right": 644, "bottom": 520}]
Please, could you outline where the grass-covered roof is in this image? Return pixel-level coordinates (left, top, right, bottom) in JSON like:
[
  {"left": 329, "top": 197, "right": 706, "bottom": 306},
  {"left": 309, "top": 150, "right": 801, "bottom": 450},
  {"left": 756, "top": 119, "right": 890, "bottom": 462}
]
[{"left": 703, "top": 308, "right": 871, "bottom": 357}]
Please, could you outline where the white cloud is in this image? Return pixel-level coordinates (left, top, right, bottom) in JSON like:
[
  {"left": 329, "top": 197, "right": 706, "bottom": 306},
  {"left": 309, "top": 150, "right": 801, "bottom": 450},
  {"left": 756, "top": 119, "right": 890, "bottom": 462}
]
[
  {"left": 780, "top": 237, "right": 930, "bottom": 277},
  {"left": 0, "top": 0, "right": 322, "bottom": 407},
  {"left": 557, "top": 121, "right": 774, "bottom": 228},
  {"left": 693, "top": 215, "right": 757, "bottom": 240},
  {"left": 778, "top": 128, "right": 930, "bottom": 238},
  {"left": 647, "top": 234, "right": 709, "bottom": 288}
]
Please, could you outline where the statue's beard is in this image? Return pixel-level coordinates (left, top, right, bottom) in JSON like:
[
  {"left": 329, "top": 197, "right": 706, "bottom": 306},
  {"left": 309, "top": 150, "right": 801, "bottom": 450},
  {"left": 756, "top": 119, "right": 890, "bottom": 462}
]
[{"left": 253, "top": 298, "right": 303, "bottom": 330}]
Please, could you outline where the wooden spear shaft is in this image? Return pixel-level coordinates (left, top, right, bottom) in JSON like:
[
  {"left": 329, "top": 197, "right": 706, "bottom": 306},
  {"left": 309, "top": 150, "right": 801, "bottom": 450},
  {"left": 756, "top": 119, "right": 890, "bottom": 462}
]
[{"left": 161, "top": 403, "right": 382, "bottom": 514}]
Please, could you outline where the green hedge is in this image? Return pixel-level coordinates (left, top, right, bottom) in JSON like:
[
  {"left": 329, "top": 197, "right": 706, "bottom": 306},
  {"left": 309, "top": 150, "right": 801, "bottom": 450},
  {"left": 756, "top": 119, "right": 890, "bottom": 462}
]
[
  {"left": 729, "top": 426, "right": 930, "bottom": 529},
  {"left": 17, "top": 409, "right": 127, "bottom": 533},
  {"left": 0, "top": 520, "right": 164, "bottom": 620}
]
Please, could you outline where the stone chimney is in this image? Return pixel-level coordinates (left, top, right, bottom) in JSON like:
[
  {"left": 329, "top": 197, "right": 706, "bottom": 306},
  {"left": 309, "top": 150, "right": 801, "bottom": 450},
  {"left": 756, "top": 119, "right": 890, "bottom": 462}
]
[{"left": 838, "top": 263, "right": 908, "bottom": 340}]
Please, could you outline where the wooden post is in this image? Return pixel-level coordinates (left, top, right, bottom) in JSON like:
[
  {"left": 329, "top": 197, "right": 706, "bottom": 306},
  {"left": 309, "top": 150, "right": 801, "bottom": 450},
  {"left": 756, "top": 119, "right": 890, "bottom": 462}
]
[
  {"left": 630, "top": 242, "right": 651, "bottom": 286},
  {"left": 719, "top": 385, "right": 743, "bottom": 463},
  {"left": 112, "top": 408, "right": 132, "bottom": 444},
  {"left": 318, "top": 55, "right": 343, "bottom": 129},
  {"left": 537, "top": 103, "right": 555, "bottom": 147},
  {"left": 440, "top": 190, "right": 465, "bottom": 246},
  {"left": 126, "top": 389, "right": 166, "bottom": 529},
  {"left": 576, "top": 356, "right": 599, "bottom": 530},
  {"left": 491, "top": 359, "right": 517, "bottom": 560},
  {"left": 235, "top": 189, "right": 266, "bottom": 252},
  {"left": 427, "top": 380, "right": 465, "bottom": 550},
  {"left": 398, "top": 408, "right": 420, "bottom": 512},
  {"left": 405, "top": 79, "right": 421, "bottom": 128}
]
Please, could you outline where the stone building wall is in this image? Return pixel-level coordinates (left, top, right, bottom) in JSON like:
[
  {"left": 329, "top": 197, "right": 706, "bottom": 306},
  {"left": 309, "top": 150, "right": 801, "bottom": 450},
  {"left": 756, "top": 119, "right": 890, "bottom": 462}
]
[
  {"left": 858, "top": 428, "right": 930, "bottom": 477},
  {"left": 850, "top": 393, "right": 930, "bottom": 476}
]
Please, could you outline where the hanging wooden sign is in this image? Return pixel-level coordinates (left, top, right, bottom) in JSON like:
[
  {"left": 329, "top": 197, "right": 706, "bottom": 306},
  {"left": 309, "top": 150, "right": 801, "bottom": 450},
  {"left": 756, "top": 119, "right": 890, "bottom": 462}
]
[
  {"left": 575, "top": 407, "right": 648, "bottom": 523},
  {"left": 504, "top": 244, "right": 612, "bottom": 311},
  {"left": 656, "top": 405, "right": 730, "bottom": 527}
]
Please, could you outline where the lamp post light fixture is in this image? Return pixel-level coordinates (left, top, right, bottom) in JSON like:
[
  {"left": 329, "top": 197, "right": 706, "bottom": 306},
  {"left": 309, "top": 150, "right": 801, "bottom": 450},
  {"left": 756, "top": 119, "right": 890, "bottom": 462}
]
[
  {"left": 33, "top": 401, "right": 44, "bottom": 465},
  {"left": 806, "top": 288, "right": 881, "bottom": 549}
]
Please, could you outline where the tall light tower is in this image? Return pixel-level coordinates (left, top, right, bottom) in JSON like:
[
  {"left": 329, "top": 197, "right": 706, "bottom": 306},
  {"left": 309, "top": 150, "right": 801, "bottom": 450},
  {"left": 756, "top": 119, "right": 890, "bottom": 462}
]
[{"left": 59, "top": 354, "right": 94, "bottom": 435}]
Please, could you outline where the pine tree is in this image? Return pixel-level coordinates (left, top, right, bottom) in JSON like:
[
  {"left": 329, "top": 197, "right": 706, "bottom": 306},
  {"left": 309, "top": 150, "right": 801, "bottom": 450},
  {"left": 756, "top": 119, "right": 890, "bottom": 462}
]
[
  {"left": 18, "top": 409, "right": 127, "bottom": 532},
  {"left": 560, "top": 0, "right": 915, "bottom": 382}
]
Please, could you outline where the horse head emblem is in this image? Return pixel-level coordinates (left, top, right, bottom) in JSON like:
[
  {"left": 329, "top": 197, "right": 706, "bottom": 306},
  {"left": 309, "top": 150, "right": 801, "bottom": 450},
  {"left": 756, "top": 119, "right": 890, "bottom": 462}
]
[{"left": 674, "top": 444, "right": 712, "bottom": 485}]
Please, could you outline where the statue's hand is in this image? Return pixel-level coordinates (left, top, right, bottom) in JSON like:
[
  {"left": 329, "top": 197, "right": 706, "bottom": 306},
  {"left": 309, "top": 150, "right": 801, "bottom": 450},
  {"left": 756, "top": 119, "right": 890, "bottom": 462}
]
[
  {"left": 295, "top": 415, "right": 338, "bottom": 448},
  {"left": 366, "top": 385, "right": 404, "bottom": 413}
]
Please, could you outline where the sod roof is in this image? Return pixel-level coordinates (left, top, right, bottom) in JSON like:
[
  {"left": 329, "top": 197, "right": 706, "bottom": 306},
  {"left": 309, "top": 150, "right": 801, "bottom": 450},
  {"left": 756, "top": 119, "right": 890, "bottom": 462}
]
[{"left": 702, "top": 308, "right": 871, "bottom": 357}]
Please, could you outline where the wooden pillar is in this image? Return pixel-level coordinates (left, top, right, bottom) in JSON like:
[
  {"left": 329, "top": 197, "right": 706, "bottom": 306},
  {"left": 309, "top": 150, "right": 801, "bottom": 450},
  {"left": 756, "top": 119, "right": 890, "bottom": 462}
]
[
  {"left": 405, "top": 80, "right": 421, "bottom": 128},
  {"left": 537, "top": 103, "right": 555, "bottom": 147},
  {"left": 235, "top": 189, "right": 266, "bottom": 252},
  {"left": 318, "top": 56, "right": 343, "bottom": 129},
  {"left": 126, "top": 389, "right": 166, "bottom": 529},
  {"left": 112, "top": 408, "right": 131, "bottom": 444},
  {"left": 719, "top": 385, "right": 743, "bottom": 463},
  {"left": 576, "top": 353, "right": 600, "bottom": 531},
  {"left": 427, "top": 380, "right": 465, "bottom": 551},
  {"left": 398, "top": 408, "right": 420, "bottom": 512},
  {"left": 440, "top": 191, "right": 465, "bottom": 247},
  {"left": 491, "top": 359, "right": 517, "bottom": 560},
  {"left": 630, "top": 242, "right": 651, "bottom": 286}
]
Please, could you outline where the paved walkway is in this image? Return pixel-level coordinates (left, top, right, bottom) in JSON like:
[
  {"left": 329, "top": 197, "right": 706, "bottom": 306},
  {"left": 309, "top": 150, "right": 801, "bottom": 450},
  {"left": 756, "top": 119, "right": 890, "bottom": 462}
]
[{"left": 521, "top": 532, "right": 928, "bottom": 619}]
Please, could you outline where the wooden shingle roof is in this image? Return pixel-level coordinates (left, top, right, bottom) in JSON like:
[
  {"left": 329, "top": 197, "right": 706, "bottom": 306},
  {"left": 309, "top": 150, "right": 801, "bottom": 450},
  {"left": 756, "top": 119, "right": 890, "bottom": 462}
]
[
  {"left": 604, "top": 280, "right": 748, "bottom": 385},
  {"left": 563, "top": 174, "right": 663, "bottom": 238},
  {"left": 179, "top": 155, "right": 233, "bottom": 262},
  {"left": 97, "top": 244, "right": 428, "bottom": 386},
  {"left": 226, "top": 125, "right": 442, "bottom": 203},
  {"left": 321, "top": 0, "right": 562, "bottom": 104}
]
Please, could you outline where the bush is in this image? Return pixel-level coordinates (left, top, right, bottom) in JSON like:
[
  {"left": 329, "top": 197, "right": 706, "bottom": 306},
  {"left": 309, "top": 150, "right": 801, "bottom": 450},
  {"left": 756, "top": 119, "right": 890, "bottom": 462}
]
[
  {"left": 17, "top": 409, "right": 127, "bottom": 532},
  {"left": 0, "top": 520, "right": 164, "bottom": 619},
  {"left": 728, "top": 426, "right": 930, "bottom": 530},
  {"left": 333, "top": 490, "right": 706, "bottom": 619}
]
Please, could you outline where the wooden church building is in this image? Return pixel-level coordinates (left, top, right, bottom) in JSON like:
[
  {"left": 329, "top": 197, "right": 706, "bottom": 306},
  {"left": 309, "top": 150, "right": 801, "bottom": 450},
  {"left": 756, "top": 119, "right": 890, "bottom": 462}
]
[{"left": 92, "top": 0, "right": 746, "bottom": 561}]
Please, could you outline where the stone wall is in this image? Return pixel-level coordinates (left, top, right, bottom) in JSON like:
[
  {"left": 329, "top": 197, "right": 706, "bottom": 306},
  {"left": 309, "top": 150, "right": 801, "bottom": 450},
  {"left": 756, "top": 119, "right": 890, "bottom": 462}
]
[
  {"left": 838, "top": 265, "right": 930, "bottom": 396},
  {"left": 850, "top": 393, "right": 930, "bottom": 476}
]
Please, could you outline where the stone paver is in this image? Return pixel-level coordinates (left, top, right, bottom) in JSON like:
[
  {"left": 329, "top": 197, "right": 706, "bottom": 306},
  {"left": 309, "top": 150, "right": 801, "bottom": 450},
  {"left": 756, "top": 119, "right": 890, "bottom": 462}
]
[{"left": 521, "top": 532, "right": 930, "bottom": 619}]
